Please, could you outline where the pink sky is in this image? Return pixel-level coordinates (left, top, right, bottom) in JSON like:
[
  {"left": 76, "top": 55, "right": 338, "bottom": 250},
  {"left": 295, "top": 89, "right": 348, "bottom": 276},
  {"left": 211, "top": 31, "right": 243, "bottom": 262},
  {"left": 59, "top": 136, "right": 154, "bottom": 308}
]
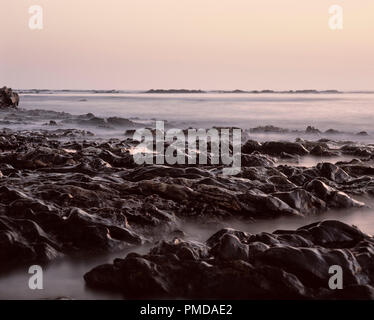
[{"left": 1, "top": 0, "right": 373, "bottom": 90}]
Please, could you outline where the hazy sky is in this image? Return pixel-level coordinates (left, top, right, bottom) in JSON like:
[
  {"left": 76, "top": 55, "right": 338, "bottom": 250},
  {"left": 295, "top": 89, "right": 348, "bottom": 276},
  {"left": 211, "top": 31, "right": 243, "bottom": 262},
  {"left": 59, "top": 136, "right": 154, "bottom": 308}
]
[{"left": 1, "top": 0, "right": 373, "bottom": 90}]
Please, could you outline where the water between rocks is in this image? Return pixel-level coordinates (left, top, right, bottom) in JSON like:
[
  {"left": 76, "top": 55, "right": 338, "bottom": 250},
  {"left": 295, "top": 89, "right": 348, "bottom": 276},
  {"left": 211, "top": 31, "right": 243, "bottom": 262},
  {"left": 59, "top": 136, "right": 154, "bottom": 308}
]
[
  {"left": 1, "top": 197, "right": 373, "bottom": 300},
  {"left": 2, "top": 92, "right": 374, "bottom": 299}
]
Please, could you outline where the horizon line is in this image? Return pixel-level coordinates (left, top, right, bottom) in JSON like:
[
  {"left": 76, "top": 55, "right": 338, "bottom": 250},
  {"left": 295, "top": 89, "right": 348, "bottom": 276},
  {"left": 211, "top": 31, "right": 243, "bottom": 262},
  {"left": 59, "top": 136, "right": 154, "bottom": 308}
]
[{"left": 13, "top": 88, "right": 374, "bottom": 94}]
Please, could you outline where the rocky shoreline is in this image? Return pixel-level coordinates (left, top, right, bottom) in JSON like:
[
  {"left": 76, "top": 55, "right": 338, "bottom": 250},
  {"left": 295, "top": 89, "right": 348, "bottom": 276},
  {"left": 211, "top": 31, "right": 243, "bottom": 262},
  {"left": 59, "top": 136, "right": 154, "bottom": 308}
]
[
  {"left": 1, "top": 104, "right": 374, "bottom": 299},
  {"left": 85, "top": 220, "right": 374, "bottom": 299}
]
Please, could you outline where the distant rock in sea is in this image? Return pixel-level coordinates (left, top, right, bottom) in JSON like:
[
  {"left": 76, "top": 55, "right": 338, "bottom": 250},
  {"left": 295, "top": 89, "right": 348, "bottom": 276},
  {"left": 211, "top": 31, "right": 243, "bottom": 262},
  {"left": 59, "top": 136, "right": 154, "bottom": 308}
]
[
  {"left": 214, "top": 89, "right": 340, "bottom": 94},
  {"left": 305, "top": 126, "right": 321, "bottom": 134},
  {"left": 145, "top": 88, "right": 341, "bottom": 94},
  {"left": 249, "top": 125, "right": 289, "bottom": 134},
  {"left": 213, "top": 89, "right": 249, "bottom": 93},
  {"left": 92, "top": 90, "right": 119, "bottom": 94},
  {"left": 0, "top": 87, "right": 19, "bottom": 109},
  {"left": 145, "top": 89, "right": 206, "bottom": 94}
]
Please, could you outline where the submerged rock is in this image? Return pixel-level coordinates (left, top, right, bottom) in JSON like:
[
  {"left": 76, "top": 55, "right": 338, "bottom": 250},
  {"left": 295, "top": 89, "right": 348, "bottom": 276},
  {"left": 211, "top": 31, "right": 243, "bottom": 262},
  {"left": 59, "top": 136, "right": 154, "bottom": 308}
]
[
  {"left": 305, "top": 126, "right": 321, "bottom": 134},
  {"left": 249, "top": 125, "right": 289, "bottom": 134},
  {"left": 356, "top": 131, "right": 369, "bottom": 136},
  {"left": 310, "top": 145, "right": 339, "bottom": 157}
]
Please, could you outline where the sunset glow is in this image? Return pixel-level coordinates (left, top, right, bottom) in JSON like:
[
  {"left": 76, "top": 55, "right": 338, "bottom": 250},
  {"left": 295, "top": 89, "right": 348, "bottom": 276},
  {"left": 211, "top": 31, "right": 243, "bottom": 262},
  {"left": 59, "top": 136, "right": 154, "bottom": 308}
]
[{"left": 1, "top": 0, "right": 373, "bottom": 90}]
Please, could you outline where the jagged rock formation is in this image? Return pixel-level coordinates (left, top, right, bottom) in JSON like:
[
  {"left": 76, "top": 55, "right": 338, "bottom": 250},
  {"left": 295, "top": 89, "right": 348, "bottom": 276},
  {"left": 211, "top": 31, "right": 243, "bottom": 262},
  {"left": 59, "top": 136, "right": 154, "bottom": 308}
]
[
  {"left": 84, "top": 220, "right": 374, "bottom": 299},
  {"left": 1, "top": 126, "right": 374, "bottom": 275}
]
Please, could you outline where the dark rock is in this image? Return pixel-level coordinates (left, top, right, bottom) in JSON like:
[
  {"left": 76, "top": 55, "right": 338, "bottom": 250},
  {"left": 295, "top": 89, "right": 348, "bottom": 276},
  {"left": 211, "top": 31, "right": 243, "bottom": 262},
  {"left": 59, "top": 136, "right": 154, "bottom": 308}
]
[
  {"left": 356, "top": 131, "right": 369, "bottom": 136},
  {"left": 305, "top": 126, "right": 321, "bottom": 134},
  {"left": 241, "top": 153, "right": 275, "bottom": 167},
  {"left": 260, "top": 141, "right": 309, "bottom": 156},
  {"left": 325, "top": 129, "right": 341, "bottom": 135},
  {"left": 211, "top": 233, "right": 249, "bottom": 261},
  {"left": 273, "top": 189, "right": 326, "bottom": 215},
  {"left": 107, "top": 117, "right": 134, "bottom": 127},
  {"left": 1, "top": 126, "right": 374, "bottom": 279},
  {"left": 310, "top": 145, "right": 339, "bottom": 157},
  {"left": 0, "top": 216, "right": 61, "bottom": 272},
  {"left": 238, "top": 191, "right": 302, "bottom": 218},
  {"left": 317, "top": 162, "right": 351, "bottom": 183},
  {"left": 84, "top": 220, "right": 374, "bottom": 299},
  {"left": 242, "top": 140, "right": 262, "bottom": 154},
  {"left": 340, "top": 144, "right": 374, "bottom": 157},
  {"left": 250, "top": 126, "right": 289, "bottom": 134},
  {"left": 0, "top": 87, "right": 19, "bottom": 109},
  {"left": 305, "top": 179, "right": 364, "bottom": 209}
]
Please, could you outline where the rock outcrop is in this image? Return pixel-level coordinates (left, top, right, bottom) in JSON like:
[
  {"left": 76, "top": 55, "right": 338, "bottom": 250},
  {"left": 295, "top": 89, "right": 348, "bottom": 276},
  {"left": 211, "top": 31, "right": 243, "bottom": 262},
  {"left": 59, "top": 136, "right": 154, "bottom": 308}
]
[
  {"left": 0, "top": 87, "right": 19, "bottom": 109},
  {"left": 84, "top": 220, "right": 374, "bottom": 299},
  {"left": 1, "top": 127, "right": 374, "bottom": 273}
]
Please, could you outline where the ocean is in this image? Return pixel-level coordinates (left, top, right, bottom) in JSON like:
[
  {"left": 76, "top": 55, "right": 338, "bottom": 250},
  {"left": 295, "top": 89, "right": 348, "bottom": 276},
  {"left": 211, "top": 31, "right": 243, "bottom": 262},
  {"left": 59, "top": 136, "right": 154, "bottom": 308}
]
[
  {"left": 19, "top": 92, "right": 374, "bottom": 140},
  {"left": 1, "top": 91, "right": 374, "bottom": 299}
]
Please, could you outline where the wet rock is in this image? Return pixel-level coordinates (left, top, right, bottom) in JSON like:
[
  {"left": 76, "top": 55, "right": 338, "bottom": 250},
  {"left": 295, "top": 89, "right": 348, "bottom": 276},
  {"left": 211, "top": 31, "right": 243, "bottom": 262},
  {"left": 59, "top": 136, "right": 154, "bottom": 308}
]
[
  {"left": 0, "top": 87, "right": 19, "bottom": 109},
  {"left": 99, "top": 149, "right": 135, "bottom": 168},
  {"left": 260, "top": 141, "right": 309, "bottom": 156},
  {"left": 356, "top": 131, "right": 369, "bottom": 136},
  {"left": 310, "top": 145, "right": 339, "bottom": 157},
  {"left": 0, "top": 216, "right": 61, "bottom": 272},
  {"left": 250, "top": 125, "right": 289, "bottom": 134},
  {"left": 317, "top": 162, "right": 351, "bottom": 183},
  {"left": 211, "top": 233, "right": 249, "bottom": 261},
  {"left": 305, "top": 126, "right": 321, "bottom": 134},
  {"left": 58, "top": 207, "right": 142, "bottom": 251},
  {"left": 84, "top": 220, "right": 374, "bottom": 299},
  {"left": 306, "top": 179, "right": 364, "bottom": 209},
  {"left": 206, "top": 228, "right": 250, "bottom": 247},
  {"left": 133, "top": 180, "right": 196, "bottom": 202},
  {"left": 242, "top": 140, "right": 262, "bottom": 154},
  {"left": 108, "top": 226, "right": 142, "bottom": 245},
  {"left": 273, "top": 189, "right": 326, "bottom": 215},
  {"left": 325, "top": 129, "right": 341, "bottom": 135},
  {"left": 340, "top": 164, "right": 374, "bottom": 177},
  {"left": 268, "top": 174, "right": 297, "bottom": 189},
  {"left": 78, "top": 117, "right": 108, "bottom": 127},
  {"left": 355, "top": 149, "right": 372, "bottom": 157},
  {"left": 241, "top": 153, "right": 275, "bottom": 167},
  {"left": 58, "top": 113, "right": 136, "bottom": 129},
  {"left": 238, "top": 191, "right": 301, "bottom": 218},
  {"left": 107, "top": 117, "right": 134, "bottom": 127},
  {"left": 341, "top": 144, "right": 374, "bottom": 157},
  {"left": 295, "top": 220, "right": 369, "bottom": 247},
  {"left": 1, "top": 127, "right": 373, "bottom": 275},
  {"left": 257, "top": 246, "right": 361, "bottom": 289}
]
